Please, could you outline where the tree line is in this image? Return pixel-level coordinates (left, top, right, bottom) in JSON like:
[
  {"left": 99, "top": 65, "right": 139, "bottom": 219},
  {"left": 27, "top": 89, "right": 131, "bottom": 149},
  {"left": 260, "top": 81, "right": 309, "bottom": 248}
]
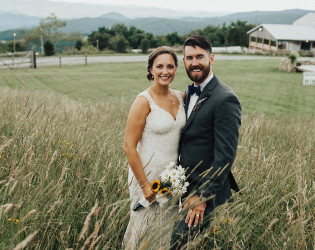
[
  {"left": 0, "top": 14, "right": 255, "bottom": 55},
  {"left": 86, "top": 20, "right": 255, "bottom": 53}
]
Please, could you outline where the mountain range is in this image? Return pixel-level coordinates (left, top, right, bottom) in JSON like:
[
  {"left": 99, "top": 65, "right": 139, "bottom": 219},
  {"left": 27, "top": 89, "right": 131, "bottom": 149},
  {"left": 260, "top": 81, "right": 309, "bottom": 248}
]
[
  {"left": 1, "top": 7, "right": 315, "bottom": 41},
  {"left": 0, "top": 0, "right": 229, "bottom": 19}
]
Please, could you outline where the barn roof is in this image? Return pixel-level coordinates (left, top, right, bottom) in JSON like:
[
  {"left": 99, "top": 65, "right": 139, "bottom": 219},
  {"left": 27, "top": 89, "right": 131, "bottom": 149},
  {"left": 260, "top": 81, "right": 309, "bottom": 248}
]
[
  {"left": 247, "top": 24, "right": 315, "bottom": 41},
  {"left": 293, "top": 13, "right": 315, "bottom": 27}
]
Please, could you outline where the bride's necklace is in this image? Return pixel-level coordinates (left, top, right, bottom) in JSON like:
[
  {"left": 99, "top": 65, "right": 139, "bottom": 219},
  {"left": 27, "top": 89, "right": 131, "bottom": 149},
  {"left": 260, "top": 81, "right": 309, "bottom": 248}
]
[{"left": 150, "top": 87, "right": 175, "bottom": 105}]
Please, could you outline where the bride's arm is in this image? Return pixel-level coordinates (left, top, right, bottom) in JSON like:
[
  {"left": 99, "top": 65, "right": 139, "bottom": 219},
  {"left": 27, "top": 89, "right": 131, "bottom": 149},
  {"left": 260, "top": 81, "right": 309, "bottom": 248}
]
[{"left": 123, "top": 96, "right": 155, "bottom": 202}]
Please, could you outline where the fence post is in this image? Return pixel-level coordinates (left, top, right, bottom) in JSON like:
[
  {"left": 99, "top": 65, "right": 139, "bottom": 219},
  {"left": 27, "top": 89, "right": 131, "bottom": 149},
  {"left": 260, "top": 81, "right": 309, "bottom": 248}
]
[
  {"left": 12, "top": 53, "right": 15, "bottom": 69},
  {"left": 85, "top": 53, "right": 87, "bottom": 65},
  {"left": 32, "top": 50, "right": 37, "bottom": 69},
  {"left": 59, "top": 56, "right": 62, "bottom": 67}
]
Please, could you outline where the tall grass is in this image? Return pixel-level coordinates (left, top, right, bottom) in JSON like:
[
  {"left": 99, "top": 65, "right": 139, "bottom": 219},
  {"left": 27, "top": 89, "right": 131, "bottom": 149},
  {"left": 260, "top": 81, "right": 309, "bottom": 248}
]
[
  {"left": 0, "top": 87, "right": 130, "bottom": 249},
  {"left": 0, "top": 59, "right": 314, "bottom": 249}
]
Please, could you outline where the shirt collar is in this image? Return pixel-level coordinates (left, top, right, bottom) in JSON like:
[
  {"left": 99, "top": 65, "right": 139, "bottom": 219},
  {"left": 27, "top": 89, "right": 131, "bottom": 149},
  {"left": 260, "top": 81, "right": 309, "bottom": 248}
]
[{"left": 194, "top": 73, "right": 214, "bottom": 92}]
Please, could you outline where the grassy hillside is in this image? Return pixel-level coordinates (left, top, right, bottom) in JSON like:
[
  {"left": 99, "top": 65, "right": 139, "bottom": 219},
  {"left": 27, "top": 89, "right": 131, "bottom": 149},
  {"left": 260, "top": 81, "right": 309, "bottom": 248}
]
[{"left": 0, "top": 59, "right": 314, "bottom": 249}]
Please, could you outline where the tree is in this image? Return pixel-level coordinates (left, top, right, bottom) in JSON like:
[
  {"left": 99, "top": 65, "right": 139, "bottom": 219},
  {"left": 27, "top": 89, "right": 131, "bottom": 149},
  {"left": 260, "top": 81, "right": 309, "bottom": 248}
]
[
  {"left": 109, "top": 35, "right": 129, "bottom": 53},
  {"left": 225, "top": 20, "right": 255, "bottom": 47},
  {"left": 127, "top": 26, "right": 145, "bottom": 49},
  {"left": 44, "top": 40, "right": 55, "bottom": 56},
  {"left": 75, "top": 40, "right": 83, "bottom": 51},
  {"left": 20, "top": 29, "right": 41, "bottom": 51},
  {"left": 0, "top": 43, "right": 6, "bottom": 53},
  {"left": 87, "top": 27, "right": 112, "bottom": 50},
  {"left": 7, "top": 42, "right": 26, "bottom": 52},
  {"left": 37, "top": 13, "right": 66, "bottom": 55},
  {"left": 111, "top": 24, "right": 129, "bottom": 38},
  {"left": 201, "top": 25, "right": 226, "bottom": 47},
  {"left": 187, "top": 24, "right": 227, "bottom": 47},
  {"left": 152, "top": 35, "right": 167, "bottom": 47},
  {"left": 140, "top": 38, "right": 150, "bottom": 53},
  {"left": 166, "top": 32, "right": 183, "bottom": 46}
]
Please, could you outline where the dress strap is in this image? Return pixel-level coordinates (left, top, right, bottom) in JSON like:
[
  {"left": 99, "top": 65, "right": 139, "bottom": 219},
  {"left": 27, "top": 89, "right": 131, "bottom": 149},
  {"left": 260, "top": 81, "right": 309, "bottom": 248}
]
[
  {"left": 138, "top": 90, "right": 156, "bottom": 109},
  {"left": 172, "top": 89, "right": 184, "bottom": 107}
]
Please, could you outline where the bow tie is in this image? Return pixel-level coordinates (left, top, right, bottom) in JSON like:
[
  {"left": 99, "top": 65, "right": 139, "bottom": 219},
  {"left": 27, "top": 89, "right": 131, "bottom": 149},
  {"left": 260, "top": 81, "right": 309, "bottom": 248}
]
[{"left": 188, "top": 84, "right": 201, "bottom": 96}]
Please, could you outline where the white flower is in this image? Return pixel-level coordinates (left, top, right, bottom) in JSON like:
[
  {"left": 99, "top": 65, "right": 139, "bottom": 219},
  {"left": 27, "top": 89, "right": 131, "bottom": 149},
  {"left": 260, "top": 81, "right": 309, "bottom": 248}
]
[
  {"left": 169, "top": 169, "right": 179, "bottom": 179},
  {"left": 160, "top": 170, "right": 171, "bottom": 182},
  {"left": 171, "top": 178, "right": 181, "bottom": 189},
  {"left": 176, "top": 165, "right": 185, "bottom": 174},
  {"left": 164, "top": 161, "right": 175, "bottom": 171},
  {"left": 180, "top": 187, "right": 187, "bottom": 194}
]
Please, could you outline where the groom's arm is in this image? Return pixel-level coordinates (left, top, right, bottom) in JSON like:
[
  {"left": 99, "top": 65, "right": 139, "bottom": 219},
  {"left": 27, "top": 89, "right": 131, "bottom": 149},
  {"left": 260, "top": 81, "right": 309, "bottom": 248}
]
[{"left": 197, "top": 93, "right": 241, "bottom": 198}]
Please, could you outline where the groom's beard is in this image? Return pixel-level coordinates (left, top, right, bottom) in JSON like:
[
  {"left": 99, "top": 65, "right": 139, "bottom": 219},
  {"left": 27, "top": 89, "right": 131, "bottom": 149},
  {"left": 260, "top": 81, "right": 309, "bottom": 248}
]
[{"left": 186, "top": 63, "right": 211, "bottom": 84}]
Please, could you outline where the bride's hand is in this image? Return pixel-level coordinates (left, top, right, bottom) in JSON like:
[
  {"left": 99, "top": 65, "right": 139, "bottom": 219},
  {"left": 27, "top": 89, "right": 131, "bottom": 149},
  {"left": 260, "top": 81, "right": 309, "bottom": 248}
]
[{"left": 142, "top": 184, "right": 155, "bottom": 203}]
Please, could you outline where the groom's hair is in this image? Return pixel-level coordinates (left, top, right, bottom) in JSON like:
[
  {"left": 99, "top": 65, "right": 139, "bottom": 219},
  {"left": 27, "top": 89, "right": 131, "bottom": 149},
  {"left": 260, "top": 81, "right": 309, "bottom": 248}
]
[{"left": 183, "top": 36, "right": 212, "bottom": 54}]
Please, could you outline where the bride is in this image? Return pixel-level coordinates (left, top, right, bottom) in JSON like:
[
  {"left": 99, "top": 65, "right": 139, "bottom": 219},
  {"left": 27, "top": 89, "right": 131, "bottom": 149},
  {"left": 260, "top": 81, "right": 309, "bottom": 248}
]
[{"left": 123, "top": 46, "right": 186, "bottom": 249}]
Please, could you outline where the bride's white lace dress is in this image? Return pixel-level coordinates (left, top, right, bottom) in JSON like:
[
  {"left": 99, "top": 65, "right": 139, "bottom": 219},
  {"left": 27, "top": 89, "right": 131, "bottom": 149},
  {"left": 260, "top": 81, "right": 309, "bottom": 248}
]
[{"left": 123, "top": 89, "right": 186, "bottom": 249}]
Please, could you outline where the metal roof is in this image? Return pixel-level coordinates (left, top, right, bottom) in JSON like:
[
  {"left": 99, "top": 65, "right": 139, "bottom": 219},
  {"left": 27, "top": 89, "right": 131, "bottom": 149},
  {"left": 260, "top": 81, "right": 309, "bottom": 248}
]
[
  {"left": 247, "top": 24, "right": 315, "bottom": 41},
  {"left": 293, "top": 13, "right": 315, "bottom": 27}
]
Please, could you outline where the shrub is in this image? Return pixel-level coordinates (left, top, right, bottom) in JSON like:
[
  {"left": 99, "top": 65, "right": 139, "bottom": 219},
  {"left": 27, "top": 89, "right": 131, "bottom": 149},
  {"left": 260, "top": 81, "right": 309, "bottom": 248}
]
[
  {"left": 44, "top": 40, "right": 55, "bottom": 56},
  {"left": 140, "top": 38, "right": 150, "bottom": 53},
  {"left": 109, "top": 35, "right": 129, "bottom": 53},
  {"left": 75, "top": 40, "right": 83, "bottom": 51},
  {"left": 288, "top": 51, "right": 299, "bottom": 64}
]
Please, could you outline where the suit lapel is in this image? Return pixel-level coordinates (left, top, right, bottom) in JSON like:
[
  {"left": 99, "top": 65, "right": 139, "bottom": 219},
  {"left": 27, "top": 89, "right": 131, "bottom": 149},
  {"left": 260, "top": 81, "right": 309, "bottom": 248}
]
[
  {"left": 184, "top": 88, "right": 191, "bottom": 115},
  {"left": 182, "top": 75, "right": 219, "bottom": 133}
]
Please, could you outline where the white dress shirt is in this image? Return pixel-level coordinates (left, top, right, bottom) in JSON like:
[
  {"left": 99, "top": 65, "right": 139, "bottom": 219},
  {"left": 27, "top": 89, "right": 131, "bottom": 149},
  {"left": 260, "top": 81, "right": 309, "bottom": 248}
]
[{"left": 187, "top": 73, "right": 214, "bottom": 118}]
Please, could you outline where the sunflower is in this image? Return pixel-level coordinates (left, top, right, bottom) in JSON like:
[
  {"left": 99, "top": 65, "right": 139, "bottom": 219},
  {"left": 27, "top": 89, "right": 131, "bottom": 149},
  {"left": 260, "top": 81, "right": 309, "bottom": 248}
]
[
  {"left": 151, "top": 180, "right": 160, "bottom": 192},
  {"left": 159, "top": 188, "right": 169, "bottom": 195}
]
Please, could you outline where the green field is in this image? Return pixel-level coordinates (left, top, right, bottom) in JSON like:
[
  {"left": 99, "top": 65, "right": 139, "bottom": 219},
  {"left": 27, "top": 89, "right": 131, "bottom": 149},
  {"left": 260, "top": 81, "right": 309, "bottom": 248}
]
[{"left": 0, "top": 59, "right": 314, "bottom": 249}]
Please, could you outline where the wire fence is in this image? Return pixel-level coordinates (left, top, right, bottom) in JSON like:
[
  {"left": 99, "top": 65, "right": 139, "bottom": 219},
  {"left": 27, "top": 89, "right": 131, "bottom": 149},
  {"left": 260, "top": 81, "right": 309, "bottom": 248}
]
[
  {"left": 0, "top": 48, "right": 285, "bottom": 70},
  {"left": 0, "top": 51, "right": 36, "bottom": 70}
]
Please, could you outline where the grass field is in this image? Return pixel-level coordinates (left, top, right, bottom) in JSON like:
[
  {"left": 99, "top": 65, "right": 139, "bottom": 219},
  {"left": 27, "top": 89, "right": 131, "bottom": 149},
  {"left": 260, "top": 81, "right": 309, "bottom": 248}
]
[{"left": 0, "top": 59, "right": 314, "bottom": 249}]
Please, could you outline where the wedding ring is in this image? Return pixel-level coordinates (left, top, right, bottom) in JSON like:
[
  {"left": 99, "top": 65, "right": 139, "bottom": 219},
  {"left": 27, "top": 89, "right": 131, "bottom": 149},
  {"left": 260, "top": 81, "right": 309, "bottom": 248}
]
[{"left": 196, "top": 214, "right": 200, "bottom": 217}]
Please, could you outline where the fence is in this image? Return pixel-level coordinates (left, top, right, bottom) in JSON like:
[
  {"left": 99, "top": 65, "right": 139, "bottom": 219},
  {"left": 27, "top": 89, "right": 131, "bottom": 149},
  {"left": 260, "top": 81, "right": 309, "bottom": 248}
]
[
  {"left": 0, "top": 51, "right": 36, "bottom": 70},
  {"left": 0, "top": 53, "right": 94, "bottom": 69}
]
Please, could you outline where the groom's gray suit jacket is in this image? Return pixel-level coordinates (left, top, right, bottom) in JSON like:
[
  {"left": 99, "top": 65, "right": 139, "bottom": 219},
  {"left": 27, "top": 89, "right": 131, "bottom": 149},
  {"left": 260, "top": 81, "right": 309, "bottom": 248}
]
[{"left": 179, "top": 74, "right": 241, "bottom": 209}]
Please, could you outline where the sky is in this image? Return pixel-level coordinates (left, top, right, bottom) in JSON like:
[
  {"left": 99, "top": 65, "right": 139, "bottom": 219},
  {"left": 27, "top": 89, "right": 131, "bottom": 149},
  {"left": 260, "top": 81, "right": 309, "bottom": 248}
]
[{"left": 52, "top": 0, "right": 315, "bottom": 13}]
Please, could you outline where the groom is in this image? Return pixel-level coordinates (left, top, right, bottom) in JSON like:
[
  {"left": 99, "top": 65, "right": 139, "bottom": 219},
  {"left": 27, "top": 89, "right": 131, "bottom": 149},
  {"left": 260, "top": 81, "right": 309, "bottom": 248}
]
[{"left": 170, "top": 36, "right": 242, "bottom": 248}]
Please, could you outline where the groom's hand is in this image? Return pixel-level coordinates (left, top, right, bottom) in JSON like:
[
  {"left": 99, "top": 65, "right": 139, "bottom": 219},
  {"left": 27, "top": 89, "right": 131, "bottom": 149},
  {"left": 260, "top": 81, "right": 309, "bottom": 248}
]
[{"left": 183, "top": 196, "right": 206, "bottom": 227}]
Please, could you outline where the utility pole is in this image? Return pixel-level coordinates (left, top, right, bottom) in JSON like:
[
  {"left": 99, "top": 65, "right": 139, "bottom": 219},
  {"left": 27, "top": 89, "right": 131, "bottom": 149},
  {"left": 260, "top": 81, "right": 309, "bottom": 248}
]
[
  {"left": 41, "top": 32, "right": 44, "bottom": 55},
  {"left": 13, "top": 33, "right": 16, "bottom": 53}
]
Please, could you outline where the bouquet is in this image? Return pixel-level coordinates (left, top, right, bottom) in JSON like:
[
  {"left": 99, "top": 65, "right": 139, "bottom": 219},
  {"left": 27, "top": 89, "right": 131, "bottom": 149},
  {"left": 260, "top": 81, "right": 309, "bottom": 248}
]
[{"left": 133, "top": 162, "right": 189, "bottom": 211}]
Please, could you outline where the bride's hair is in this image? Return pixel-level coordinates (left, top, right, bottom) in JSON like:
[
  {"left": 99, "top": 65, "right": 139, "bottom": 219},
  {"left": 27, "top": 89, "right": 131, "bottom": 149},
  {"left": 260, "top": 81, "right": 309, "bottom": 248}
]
[{"left": 147, "top": 46, "right": 178, "bottom": 81}]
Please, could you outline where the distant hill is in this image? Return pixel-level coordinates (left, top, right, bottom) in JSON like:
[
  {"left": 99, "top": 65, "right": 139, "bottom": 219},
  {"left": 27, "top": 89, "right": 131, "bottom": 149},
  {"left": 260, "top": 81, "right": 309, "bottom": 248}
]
[
  {"left": 60, "top": 9, "right": 315, "bottom": 35},
  {"left": 1, "top": 9, "right": 315, "bottom": 40},
  {"left": 0, "top": 11, "right": 40, "bottom": 31},
  {"left": 205, "top": 9, "right": 312, "bottom": 25},
  {"left": 0, "top": 0, "right": 228, "bottom": 19},
  {"left": 61, "top": 17, "right": 120, "bottom": 36},
  {"left": 98, "top": 12, "right": 129, "bottom": 20}
]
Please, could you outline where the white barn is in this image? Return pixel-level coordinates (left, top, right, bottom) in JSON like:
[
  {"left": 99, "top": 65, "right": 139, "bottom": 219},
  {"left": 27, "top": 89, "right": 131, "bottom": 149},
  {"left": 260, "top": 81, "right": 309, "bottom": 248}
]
[{"left": 247, "top": 13, "right": 315, "bottom": 55}]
